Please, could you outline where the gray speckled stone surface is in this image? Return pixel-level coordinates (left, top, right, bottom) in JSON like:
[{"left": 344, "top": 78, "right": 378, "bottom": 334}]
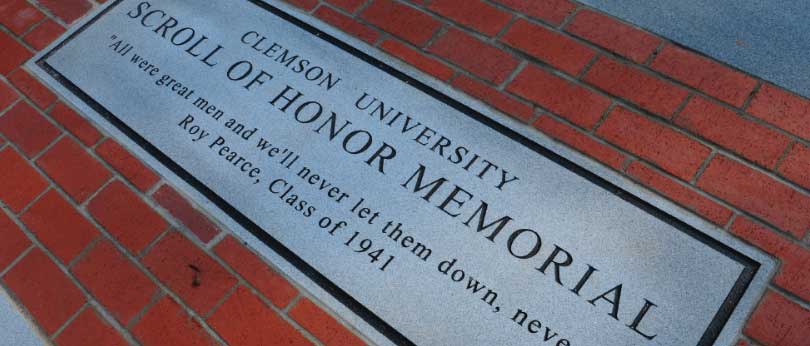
[
  {"left": 29, "top": 1, "right": 775, "bottom": 345},
  {"left": 0, "top": 289, "right": 46, "bottom": 346},
  {"left": 580, "top": 0, "right": 810, "bottom": 98}
]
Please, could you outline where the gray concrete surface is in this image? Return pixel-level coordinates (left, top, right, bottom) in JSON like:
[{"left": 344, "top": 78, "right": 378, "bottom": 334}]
[
  {"left": 0, "top": 289, "right": 46, "bottom": 346},
  {"left": 580, "top": 0, "right": 810, "bottom": 98}
]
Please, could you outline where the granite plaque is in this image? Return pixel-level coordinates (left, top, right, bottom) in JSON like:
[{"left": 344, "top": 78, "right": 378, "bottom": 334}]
[{"left": 31, "top": 1, "right": 774, "bottom": 345}]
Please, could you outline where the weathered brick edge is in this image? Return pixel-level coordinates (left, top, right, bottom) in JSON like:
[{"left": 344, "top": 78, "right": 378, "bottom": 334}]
[{"left": 0, "top": 0, "right": 808, "bottom": 345}]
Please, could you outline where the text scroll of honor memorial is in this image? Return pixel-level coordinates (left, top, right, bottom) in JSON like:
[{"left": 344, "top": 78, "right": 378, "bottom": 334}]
[{"left": 30, "top": 1, "right": 776, "bottom": 345}]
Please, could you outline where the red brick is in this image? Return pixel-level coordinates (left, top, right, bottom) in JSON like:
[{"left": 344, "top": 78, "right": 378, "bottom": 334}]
[
  {"left": 315, "top": 6, "right": 380, "bottom": 44},
  {"left": 54, "top": 308, "right": 128, "bottom": 346},
  {"left": 501, "top": 19, "right": 596, "bottom": 76},
  {"left": 533, "top": 115, "right": 626, "bottom": 170},
  {"left": 0, "top": 147, "right": 48, "bottom": 213},
  {"left": 95, "top": 139, "right": 159, "bottom": 192},
  {"left": 507, "top": 64, "right": 610, "bottom": 129},
  {"left": 49, "top": 101, "right": 102, "bottom": 146},
  {"left": 584, "top": 56, "right": 690, "bottom": 118},
  {"left": 24, "top": 19, "right": 65, "bottom": 51},
  {"left": 0, "top": 0, "right": 43, "bottom": 35},
  {"left": 652, "top": 45, "right": 757, "bottom": 107},
  {"left": 596, "top": 106, "right": 711, "bottom": 180},
  {"left": 744, "top": 291, "right": 810, "bottom": 346},
  {"left": 627, "top": 161, "right": 733, "bottom": 225},
  {"left": 774, "top": 252, "right": 810, "bottom": 303},
  {"left": 2, "top": 249, "right": 84, "bottom": 334},
  {"left": 491, "top": 0, "right": 575, "bottom": 26},
  {"left": 428, "top": 28, "right": 519, "bottom": 84},
  {"left": 0, "top": 79, "right": 18, "bottom": 110},
  {"left": 0, "top": 31, "right": 31, "bottom": 75},
  {"left": 214, "top": 236, "right": 297, "bottom": 308},
  {"left": 380, "top": 39, "right": 454, "bottom": 81},
  {"left": 282, "top": 0, "right": 318, "bottom": 10},
  {"left": 566, "top": 9, "right": 661, "bottom": 64},
  {"left": 132, "top": 296, "right": 217, "bottom": 346},
  {"left": 324, "top": 0, "right": 367, "bottom": 12},
  {"left": 21, "top": 190, "right": 98, "bottom": 263},
  {"left": 0, "top": 102, "right": 60, "bottom": 157},
  {"left": 0, "top": 210, "right": 31, "bottom": 271},
  {"left": 779, "top": 143, "right": 810, "bottom": 189},
  {"left": 428, "top": 0, "right": 512, "bottom": 36},
  {"left": 731, "top": 217, "right": 795, "bottom": 255},
  {"left": 152, "top": 185, "right": 220, "bottom": 243},
  {"left": 144, "top": 232, "right": 237, "bottom": 315},
  {"left": 37, "top": 137, "right": 111, "bottom": 203},
  {"left": 676, "top": 96, "right": 791, "bottom": 168},
  {"left": 747, "top": 83, "right": 810, "bottom": 139},
  {"left": 208, "top": 286, "right": 310, "bottom": 346},
  {"left": 8, "top": 68, "right": 56, "bottom": 109},
  {"left": 37, "top": 0, "right": 92, "bottom": 24},
  {"left": 72, "top": 240, "right": 157, "bottom": 324},
  {"left": 290, "top": 298, "right": 364, "bottom": 346},
  {"left": 731, "top": 217, "right": 810, "bottom": 301},
  {"left": 697, "top": 155, "right": 810, "bottom": 238},
  {"left": 361, "top": 0, "right": 440, "bottom": 46},
  {"left": 87, "top": 181, "right": 168, "bottom": 253},
  {"left": 452, "top": 74, "right": 533, "bottom": 121}
]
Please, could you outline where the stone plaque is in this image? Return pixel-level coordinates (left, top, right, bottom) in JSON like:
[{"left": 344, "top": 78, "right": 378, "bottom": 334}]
[{"left": 31, "top": 1, "right": 774, "bottom": 345}]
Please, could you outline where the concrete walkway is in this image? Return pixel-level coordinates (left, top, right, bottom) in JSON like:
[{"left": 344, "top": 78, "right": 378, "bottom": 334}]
[
  {"left": 581, "top": 0, "right": 810, "bottom": 98},
  {"left": 0, "top": 289, "right": 46, "bottom": 346}
]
